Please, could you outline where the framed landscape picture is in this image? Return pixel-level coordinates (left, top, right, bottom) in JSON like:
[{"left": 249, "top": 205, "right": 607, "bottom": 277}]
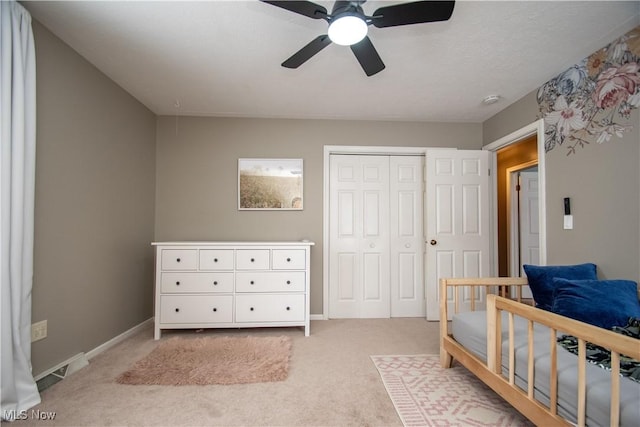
[{"left": 238, "top": 158, "right": 303, "bottom": 210}]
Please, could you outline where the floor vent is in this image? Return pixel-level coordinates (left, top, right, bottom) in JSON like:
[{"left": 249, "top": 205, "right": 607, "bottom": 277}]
[{"left": 35, "top": 353, "right": 89, "bottom": 392}]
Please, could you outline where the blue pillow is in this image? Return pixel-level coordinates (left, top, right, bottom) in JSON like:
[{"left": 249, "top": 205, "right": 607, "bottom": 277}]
[
  {"left": 551, "top": 278, "right": 640, "bottom": 329},
  {"left": 522, "top": 263, "right": 597, "bottom": 310}
]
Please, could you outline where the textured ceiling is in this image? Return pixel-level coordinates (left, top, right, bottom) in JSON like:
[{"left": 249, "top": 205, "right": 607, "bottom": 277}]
[{"left": 24, "top": 1, "right": 640, "bottom": 122}]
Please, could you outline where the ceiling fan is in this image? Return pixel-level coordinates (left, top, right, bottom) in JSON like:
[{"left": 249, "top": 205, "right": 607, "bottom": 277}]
[{"left": 261, "top": 0, "right": 455, "bottom": 76}]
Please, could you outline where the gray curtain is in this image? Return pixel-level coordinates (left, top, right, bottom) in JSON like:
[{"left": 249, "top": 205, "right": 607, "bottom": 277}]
[{"left": 1, "top": 0, "right": 41, "bottom": 419}]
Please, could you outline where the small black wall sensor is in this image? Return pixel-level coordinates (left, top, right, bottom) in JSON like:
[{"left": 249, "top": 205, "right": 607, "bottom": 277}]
[{"left": 564, "top": 197, "right": 571, "bottom": 215}]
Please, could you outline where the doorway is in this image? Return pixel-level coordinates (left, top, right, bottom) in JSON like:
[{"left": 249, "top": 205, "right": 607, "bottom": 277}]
[
  {"left": 484, "top": 119, "right": 547, "bottom": 277},
  {"left": 323, "top": 145, "right": 431, "bottom": 320},
  {"left": 507, "top": 165, "right": 539, "bottom": 298},
  {"left": 508, "top": 165, "right": 539, "bottom": 274},
  {"left": 497, "top": 136, "right": 538, "bottom": 276}
]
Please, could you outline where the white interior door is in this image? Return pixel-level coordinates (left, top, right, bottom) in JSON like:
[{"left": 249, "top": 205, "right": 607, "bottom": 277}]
[
  {"left": 425, "top": 149, "right": 491, "bottom": 320},
  {"left": 390, "top": 156, "right": 425, "bottom": 317},
  {"left": 518, "top": 171, "right": 539, "bottom": 270},
  {"left": 516, "top": 171, "right": 538, "bottom": 299},
  {"left": 329, "top": 155, "right": 390, "bottom": 318}
]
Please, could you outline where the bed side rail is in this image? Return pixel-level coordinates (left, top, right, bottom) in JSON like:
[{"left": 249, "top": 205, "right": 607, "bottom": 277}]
[
  {"left": 439, "top": 277, "right": 530, "bottom": 316},
  {"left": 439, "top": 277, "right": 529, "bottom": 367},
  {"left": 487, "top": 294, "right": 640, "bottom": 427}
]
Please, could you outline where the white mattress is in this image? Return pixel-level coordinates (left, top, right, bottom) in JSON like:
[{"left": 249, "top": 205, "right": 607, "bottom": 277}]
[{"left": 452, "top": 310, "right": 640, "bottom": 426}]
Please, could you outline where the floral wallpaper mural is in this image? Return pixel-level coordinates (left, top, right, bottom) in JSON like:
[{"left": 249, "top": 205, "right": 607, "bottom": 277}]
[{"left": 537, "top": 26, "right": 640, "bottom": 155}]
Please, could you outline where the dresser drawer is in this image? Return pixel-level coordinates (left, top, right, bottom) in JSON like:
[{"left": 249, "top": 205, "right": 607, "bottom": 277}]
[
  {"left": 236, "top": 249, "right": 269, "bottom": 270},
  {"left": 199, "top": 249, "right": 234, "bottom": 270},
  {"left": 160, "top": 295, "right": 233, "bottom": 323},
  {"left": 236, "top": 272, "right": 305, "bottom": 293},
  {"left": 161, "top": 249, "right": 197, "bottom": 270},
  {"left": 235, "top": 294, "right": 305, "bottom": 322},
  {"left": 272, "top": 249, "right": 306, "bottom": 269},
  {"left": 161, "top": 272, "right": 234, "bottom": 293}
]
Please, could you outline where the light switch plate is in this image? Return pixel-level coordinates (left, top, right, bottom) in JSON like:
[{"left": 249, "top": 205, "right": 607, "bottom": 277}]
[{"left": 563, "top": 215, "right": 573, "bottom": 230}]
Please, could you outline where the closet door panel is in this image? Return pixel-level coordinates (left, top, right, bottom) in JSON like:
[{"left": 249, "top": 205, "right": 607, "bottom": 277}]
[
  {"left": 390, "top": 156, "right": 425, "bottom": 317},
  {"left": 329, "top": 154, "right": 390, "bottom": 318}
]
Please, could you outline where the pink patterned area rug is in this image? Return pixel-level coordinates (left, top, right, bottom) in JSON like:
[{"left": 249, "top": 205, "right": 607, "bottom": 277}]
[{"left": 370, "top": 354, "right": 533, "bottom": 427}]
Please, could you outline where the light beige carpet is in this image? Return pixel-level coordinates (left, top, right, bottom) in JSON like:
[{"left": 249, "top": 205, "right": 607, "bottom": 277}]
[
  {"left": 116, "top": 335, "right": 292, "bottom": 385},
  {"left": 371, "top": 354, "right": 534, "bottom": 427},
  {"left": 22, "top": 319, "right": 438, "bottom": 426}
]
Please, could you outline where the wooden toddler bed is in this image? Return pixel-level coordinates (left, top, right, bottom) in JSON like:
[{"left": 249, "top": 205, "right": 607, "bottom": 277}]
[{"left": 439, "top": 277, "right": 640, "bottom": 426}]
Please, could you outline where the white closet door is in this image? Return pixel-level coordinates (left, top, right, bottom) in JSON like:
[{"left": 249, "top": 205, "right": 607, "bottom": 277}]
[
  {"left": 390, "top": 156, "right": 425, "bottom": 317},
  {"left": 329, "top": 155, "right": 390, "bottom": 318},
  {"left": 425, "top": 149, "right": 491, "bottom": 320}
]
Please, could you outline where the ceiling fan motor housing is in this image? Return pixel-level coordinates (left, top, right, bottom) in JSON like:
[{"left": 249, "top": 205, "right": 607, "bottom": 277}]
[{"left": 330, "top": 1, "right": 366, "bottom": 20}]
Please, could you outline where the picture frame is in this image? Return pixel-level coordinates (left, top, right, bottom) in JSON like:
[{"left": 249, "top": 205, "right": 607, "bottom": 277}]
[{"left": 238, "top": 158, "right": 303, "bottom": 210}]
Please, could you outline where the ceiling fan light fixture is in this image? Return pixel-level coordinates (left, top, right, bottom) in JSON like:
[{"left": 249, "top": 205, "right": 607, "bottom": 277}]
[{"left": 328, "top": 14, "right": 368, "bottom": 46}]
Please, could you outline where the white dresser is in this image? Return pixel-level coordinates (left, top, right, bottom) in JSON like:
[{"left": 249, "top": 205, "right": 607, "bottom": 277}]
[{"left": 152, "top": 241, "right": 314, "bottom": 339}]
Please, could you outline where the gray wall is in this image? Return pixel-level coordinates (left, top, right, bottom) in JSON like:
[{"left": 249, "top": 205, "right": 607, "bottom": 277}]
[
  {"left": 483, "top": 91, "right": 640, "bottom": 282},
  {"left": 544, "top": 122, "right": 639, "bottom": 280},
  {"left": 482, "top": 92, "right": 539, "bottom": 145},
  {"left": 31, "top": 21, "right": 157, "bottom": 375},
  {"left": 155, "top": 116, "right": 483, "bottom": 314}
]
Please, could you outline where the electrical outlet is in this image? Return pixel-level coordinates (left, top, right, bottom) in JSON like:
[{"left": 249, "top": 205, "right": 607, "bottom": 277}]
[{"left": 31, "top": 320, "right": 47, "bottom": 342}]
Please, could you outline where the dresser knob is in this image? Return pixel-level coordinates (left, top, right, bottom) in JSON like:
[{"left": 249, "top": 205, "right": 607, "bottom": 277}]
[
  {"left": 213, "top": 308, "right": 217, "bottom": 312},
  {"left": 250, "top": 307, "right": 254, "bottom": 311},
  {"left": 287, "top": 258, "right": 291, "bottom": 262},
  {"left": 286, "top": 280, "right": 291, "bottom": 285},
  {"left": 175, "top": 308, "right": 180, "bottom": 312},
  {"left": 250, "top": 258, "right": 255, "bottom": 262},
  {"left": 176, "top": 281, "right": 180, "bottom": 286},
  {"left": 286, "top": 306, "right": 291, "bottom": 311},
  {"left": 176, "top": 258, "right": 181, "bottom": 262},
  {"left": 250, "top": 280, "right": 254, "bottom": 285},
  {"left": 214, "top": 258, "right": 218, "bottom": 262},
  {"left": 213, "top": 281, "right": 218, "bottom": 285}
]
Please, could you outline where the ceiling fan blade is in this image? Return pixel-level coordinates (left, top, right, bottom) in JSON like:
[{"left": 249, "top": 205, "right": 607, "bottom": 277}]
[
  {"left": 282, "top": 35, "right": 332, "bottom": 68},
  {"left": 261, "top": 1, "right": 328, "bottom": 20},
  {"left": 371, "top": 1, "right": 455, "bottom": 28},
  {"left": 350, "top": 36, "right": 385, "bottom": 76}
]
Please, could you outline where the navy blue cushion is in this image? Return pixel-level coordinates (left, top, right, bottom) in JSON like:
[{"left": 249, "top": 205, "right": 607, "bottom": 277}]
[
  {"left": 551, "top": 278, "right": 640, "bottom": 329},
  {"left": 522, "top": 263, "right": 597, "bottom": 310}
]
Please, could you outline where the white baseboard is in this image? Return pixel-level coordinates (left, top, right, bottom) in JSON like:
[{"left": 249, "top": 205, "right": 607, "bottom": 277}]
[
  {"left": 85, "top": 317, "right": 153, "bottom": 360},
  {"left": 35, "top": 318, "right": 153, "bottom": 381},
  {"left": 310, "top": 314, "right": 326, "bottom": 321}
]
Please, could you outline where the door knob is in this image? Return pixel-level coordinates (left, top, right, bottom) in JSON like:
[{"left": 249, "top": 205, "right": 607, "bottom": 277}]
[{"left": 430, "top": 239, "right": 437, "bottom": 246}]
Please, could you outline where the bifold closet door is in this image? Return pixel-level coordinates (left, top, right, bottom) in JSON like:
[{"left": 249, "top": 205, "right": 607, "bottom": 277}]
[
  {"left": 329, "top": 154, "right": 425, "bottom": 318},
  {"left": 329, "top": 155, "right": 390, "bottom": 318},
  {"left": 389, "top": 156, "right": 425, "bottom": 317}
]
